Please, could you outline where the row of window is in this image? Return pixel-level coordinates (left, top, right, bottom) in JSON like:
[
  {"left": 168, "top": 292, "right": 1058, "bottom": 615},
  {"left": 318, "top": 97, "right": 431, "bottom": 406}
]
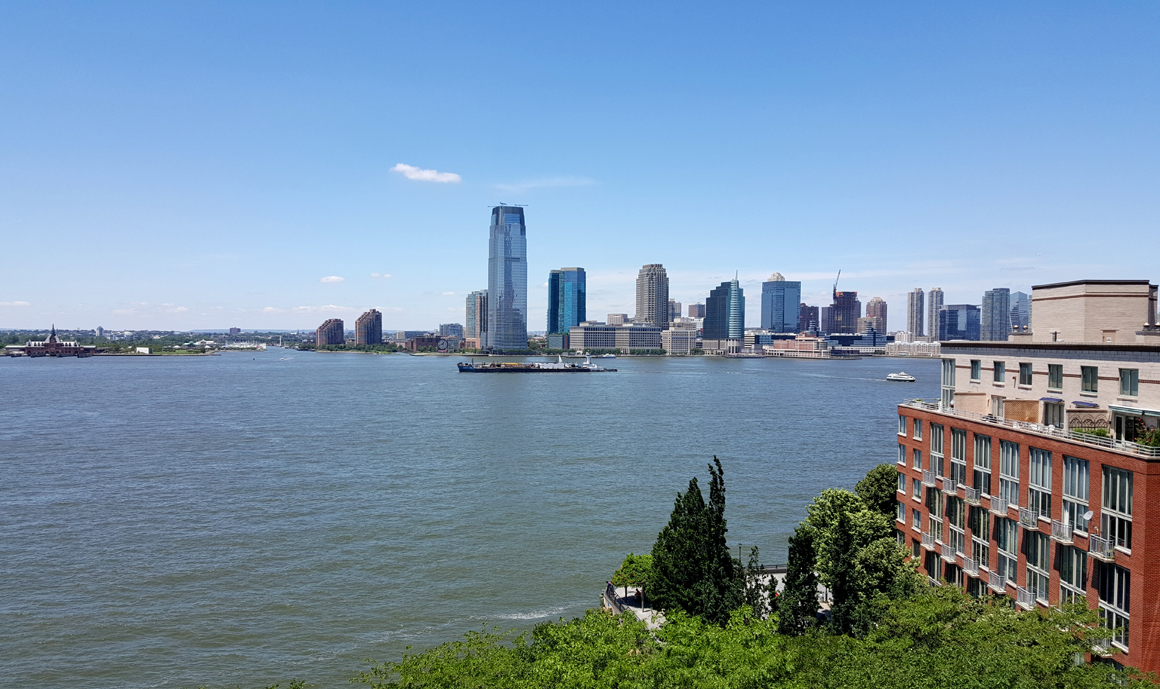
[{"left": 952, "top": 359, "right": 1140, "bottom": 396}]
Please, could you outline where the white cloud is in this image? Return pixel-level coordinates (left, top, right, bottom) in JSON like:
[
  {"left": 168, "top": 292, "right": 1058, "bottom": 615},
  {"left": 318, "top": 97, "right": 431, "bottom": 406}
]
[
  {"left": 0, "top": 300, "right": 30, "bottom": 307},
  {"left": 494, "top": 176, "right": 595, "bottom": 193},
  {"left": 171, "top": 306, "right": 189, "bottom": 313},
  {"left": 262, "top": 306, "right": 282, "bottom": 313},
  {"left": 292, "top": 304, "right": 357, "bottom": 313},
  {"left": 370, "top": 272, "right": 393, "bottom": 279},
  {"left": 320, "top": 276, "right": 345, "bottom": 283},
  {"left": 391, "top": 163, "right": 461, "bottom": 183},
  {"left": 441, "top": 291, "right": 455, "bottom": 296}
]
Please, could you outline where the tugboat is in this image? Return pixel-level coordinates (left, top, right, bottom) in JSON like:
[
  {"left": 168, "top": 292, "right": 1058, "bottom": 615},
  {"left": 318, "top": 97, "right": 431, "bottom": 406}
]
[
  {"left": 457, "top": 355, "right": 616, "bottom": 373},
  {"left": 886, "top": 371, "right": 917, "bottom": 382}
]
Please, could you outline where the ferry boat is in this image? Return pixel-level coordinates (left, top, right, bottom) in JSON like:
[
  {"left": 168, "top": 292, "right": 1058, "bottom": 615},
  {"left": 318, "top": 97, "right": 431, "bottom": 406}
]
[
  {"left": 457, "top": 355, "right": 616, "bottom": 373},
  {"left": 886, "top": 371, "right": 916, "bottom": 382}
]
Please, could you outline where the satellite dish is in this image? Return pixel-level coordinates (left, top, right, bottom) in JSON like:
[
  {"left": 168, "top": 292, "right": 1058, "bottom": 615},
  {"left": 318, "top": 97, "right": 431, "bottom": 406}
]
[{"left": 1083, "top": 510, "right": 1094, "bottom": 522}]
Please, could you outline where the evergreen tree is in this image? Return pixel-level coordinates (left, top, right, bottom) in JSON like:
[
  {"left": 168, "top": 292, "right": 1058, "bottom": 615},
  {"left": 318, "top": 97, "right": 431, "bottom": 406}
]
[
  {"left": 741, "top": 545, "right": 770, "bottom": 619},
  {"left": 856, "top": 463, "right": 900, "bottom": 521},
  {"left": 824, "top": 508, "right": 860, "bottom": 634},
  {"left": 777, "top": 523, "right": 819, "bottom": 635}
]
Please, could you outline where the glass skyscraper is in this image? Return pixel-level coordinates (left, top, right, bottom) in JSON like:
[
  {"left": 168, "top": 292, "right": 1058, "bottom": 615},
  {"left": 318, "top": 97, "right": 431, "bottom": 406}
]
[
  {"left": 547, "top": 267, "right": 586, "bottom": 334},
  {"left": 487, "top": 206, "right": 527, "bottom": 351},
  {"left": 760, "top": 272, "right": 801, "bottom": 332},
  {"left": 981, "top": 288, "right": 1011, "bottom": 341},
  {"left": 704, "top": 278, "right": 745, "bottom": 340},
  {"left": 938, "top": 304, "right": 981, "bottom": 341}
]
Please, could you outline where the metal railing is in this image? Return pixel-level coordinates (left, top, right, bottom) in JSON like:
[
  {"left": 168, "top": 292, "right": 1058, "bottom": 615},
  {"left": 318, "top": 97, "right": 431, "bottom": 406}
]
[
  {"left": 941, "top": 543, "right": 956, "bottom": 562},
  {"left": 989, "top": 495, "right": 1009, "bottom": 515},
  {"left": 927, "top": 575, "right": 941, "bottom": 587},
  {"left": 922, "top": 470, "right": 936, "bottom": 487},
  {"left": 1019, "top": 507, "right": 1040, "bottom": 529},
  {"left": 1051, "top": 519, "right": 1074, "bottom": 544},
  {"left": 1089, "top": 534, "right": 1115, "bottom": 561},
  {"left": 940, "top": 476, "right": 957, "bottom": 495},
  {"left": 963, "top": 556, "right": 979, "bottom": 576},
  {"left": 988, "top": 570, "right": 1006, "bottom": 592},
  {"left": 1016, "top": 586, "right": 1034, "bottom": 610},
  {"left": 604, "top": 582, "right": 626, "bottom": 614},
  {"left": 922, "top": 532, "right": 935, "bottom": 550},
  {"left": 898, "top": 400, "right": 1160, "bottom": 458},
  {"left": 963, "top": 486, "right": 981, "bottom": 505}
]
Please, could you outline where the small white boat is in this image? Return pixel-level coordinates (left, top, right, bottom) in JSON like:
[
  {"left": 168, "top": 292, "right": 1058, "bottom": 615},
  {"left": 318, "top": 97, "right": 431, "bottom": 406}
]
[
  {"left": 887, "top": 372, "right": 916, "bottom": 382},
  {"left": 600, "top": 354, "right": 616, "bottom": 358}
]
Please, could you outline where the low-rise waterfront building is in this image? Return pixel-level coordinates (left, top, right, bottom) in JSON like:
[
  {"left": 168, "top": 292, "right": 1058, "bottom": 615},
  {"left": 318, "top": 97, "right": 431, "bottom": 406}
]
[
  {"left": 662, "top": 328, "right": 696, "bottom": 355},
  {"left": 569, "top": 322, "right": 662, "bottom": 353},
  {"left": 4, "top": 326, "right": 96, "bottom": 357}
]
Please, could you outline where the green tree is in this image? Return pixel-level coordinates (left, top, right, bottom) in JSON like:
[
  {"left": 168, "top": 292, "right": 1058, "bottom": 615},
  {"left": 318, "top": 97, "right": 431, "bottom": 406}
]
[
  {"left": 611, "top": 552, "right": 653, "bottom": 601},
  {"left": 777, "top": 523, "right": 818, "bottom": 635},
  {"left": 741, "top": 545, "right": 770, "bottom": 619},
  {"left": 856, "top": 463, "right": 900, "bottom": 520}
]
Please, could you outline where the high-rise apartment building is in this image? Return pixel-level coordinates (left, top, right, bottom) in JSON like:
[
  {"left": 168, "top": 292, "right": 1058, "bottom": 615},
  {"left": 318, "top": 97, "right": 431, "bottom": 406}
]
[
  {"left": 439, "top": 323, "right": 464, "bottom": 338},
  {"left": 316, "top": 318, "right": 344, "bottom": 346},
  {"left": 865, "top": 296, "right": 888, "bottom": 334},
  {"left": 487, "top": 206, "right": 528, "bottom": 351},
  {"left": 355, "top": 309, "right": 383, "bottom": 345},
  {"left": 799, "top": 303, "right": 819, "bottom": 333},
  {"left": 547, "top": 267, "right": 586, "bottom": 335},
  {"left": 826, "top": 290, "right": 860, "bottom": 334},
  {"left": 1010, "top": 291, "right": 1031, "bottom": 331},
  {"left": 760, "top": 273, "right": 803, "bottom": 333},
  {"left": 982, "top": 288, "right": 1012, "bottom": 341},
  {"left": 908, "top": 288, "right": 926, "bottom": 338},
  {"left": 927, "top": 288, "right": 944, "bottom": 338},
  {"left": 894, "top": 279, "right": 1160, "bottom": 672},
  {"left": 688, "top": 303, "right": 706, "bottom": 318},
  {"left": 937, "top": 304, "right": 980, "bottom": 341},
  {"left": 668, "top": 299, "right": 682, "bottom": 324},
  {"left": 635, "top": 264, "right": 669, "bottom": 329},
  {"left": 704, "top": 278, "right": 744, "bottom": 340},
  {"left": 465, "top": 290, "right": 488, "bottom": 341}
]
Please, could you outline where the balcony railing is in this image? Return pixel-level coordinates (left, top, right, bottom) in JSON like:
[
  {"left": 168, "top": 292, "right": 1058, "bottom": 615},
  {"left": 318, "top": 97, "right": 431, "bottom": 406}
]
[
  {"left": 922, "top": 470, "right": 936, "bottom": 487},
  {"left": 941, "top": 543, "right": 956, "bottom": 562},
  {"left": 940, "top": 477, "right": 957, "bottom": 495},
  {"left": 988, "top": 570, "right": 1006, "bottom": 592},
  {"left": 1089, "top": 534, "right": 1115, "bottom": 562},
  {"left": 1016, "top": 586, "right": 1034, "bottom": 610},
  {"left": 963, "top": 556, "right": 979, "bottom": 576},
  {"left": 1051, "top": 519, "right": 1074, "bottom": 544},
  {"left": 927, "top": 575, "right": 941, "bottom": 587},
  {"left": 989, "top": 495, "right": 1009, "bottom": 515},
  {"left": 963, "top": 486, "right": 981, "bottom": 505},
  {"left": 921, "top": 532, "right": 935, "bottom": 550},
  {"left": 898, "top": 399, "right": 1160, "bottom": 458},
  {"left": 1019, "top": 507, "right": 1040, "bottom": 529}
]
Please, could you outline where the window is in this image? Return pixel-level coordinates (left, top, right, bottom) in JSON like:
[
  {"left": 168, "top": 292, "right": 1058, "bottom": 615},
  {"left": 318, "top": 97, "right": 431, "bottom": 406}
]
[
  {"left": 996, "top": 517, "right": 1018, "bottom": 581},
  {"left": 1102, "top": 467, "right": 1133, "bottom": 551},
  {"left": 898, "top": 443, "right": 906, "bottom": 465},
  {"left": 930, "top": 424, "right": 945, "bottom": 477},
  {"left": 1059, "top": 546, "right": 1087, "bottom": 604},
  {"left": 950, "top": 429, "right": 967, "bottom": 487},
  {"left": 999, "top": 441, "right": 1020, "bottom": 507},
  {"left": 1019, "top": 363, "right": 1033, "bottom": 386},
  {"left": 969, "top": 506, "right": 990, "bottom": 569},
  {"left": 912, "top": 449, "right": 922, "bottom": 470},
  {"left": 912, "top": 477, "right": 921, "bottom": 501},
  {"left": 1025, "top": 531, "right": 1050, "bottom": 603},
  {"left": 1081, "top": 366, "right": 1098, "bottom": 393},
  {"left": 926, "top": 489, "right": 944, "bottom": 543},
  {"left": 1028, "top": 448, "right": 1052, "bottom": 518},
  {"left": 1044, "top": 402, "right": 1064, "bottom": 429},
  {"left": 1062, "top": 456, "right": 1089, "bottom": 533},
  {"left": 970, "top": 359, "right": 981, "bottom": 381},
  {"left": 941, "top": 359, "right": 956, "bottom": 409},
  {"left": 898, "top": 414, "right": 907, "bottom": 435},
  {"left": 973, "top": 434, "right": 992, "bottom": 495},
  {"left": 1120, "top": 369, "right": 1139, "bottom": 397},
  {"left": 993, "top": 361, "right": 1006, "bottom": 383},
  {"left": 947, "top": 496, "right": 966, "bottom": 555},
  {"left": 1048, "top": 364, "right": 1063, "bottom": 390},
  {"left": 1096, "top": 563, "right": 1130, "bottom": 651},
  {"left": 897, "top": 471, "right": 906, "bottom": 493},
  {"left": 913, "top": 418, "right": 923, "bottom": 440},
  {"left": 897, "top": 500, "right": 906, "bottom": 523},
  {"left": 912, "top": 508, "right": 921, "bottom": 531}
]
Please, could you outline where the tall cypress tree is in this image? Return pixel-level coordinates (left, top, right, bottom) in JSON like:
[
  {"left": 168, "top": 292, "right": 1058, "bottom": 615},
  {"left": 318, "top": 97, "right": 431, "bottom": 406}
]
[{"left": 777, "top": 523, "right": 819, "bottom": 635}]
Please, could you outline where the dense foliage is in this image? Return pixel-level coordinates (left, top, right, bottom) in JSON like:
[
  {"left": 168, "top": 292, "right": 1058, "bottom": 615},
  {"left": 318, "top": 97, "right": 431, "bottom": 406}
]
[
  {"left": 854, "top": 463, "right": 899, "bottom": 520},
  {"left": 611, "top": 553, "right": 653, "bottom": 600}
]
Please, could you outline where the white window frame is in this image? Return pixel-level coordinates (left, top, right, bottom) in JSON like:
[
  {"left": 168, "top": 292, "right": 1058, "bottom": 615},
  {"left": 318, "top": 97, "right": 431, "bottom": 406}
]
[
  {"left": 999, "top": 441, "right": 1019, "bottom": 508},
  {"left": 1028, "top": 448, "right": 1052, "bottom": 519},
  {"left": 973, "top": 434, "right": 991, "bottom": 496},
  {"left": 1062, "top": 455, "right": 1089, "bottom": 533},
  {"left": 1101, "top": 466, "right": 1133, "bottom": 552},
  {"left": 1120, "top": 369, "right": 1139, "bottom": 397}
]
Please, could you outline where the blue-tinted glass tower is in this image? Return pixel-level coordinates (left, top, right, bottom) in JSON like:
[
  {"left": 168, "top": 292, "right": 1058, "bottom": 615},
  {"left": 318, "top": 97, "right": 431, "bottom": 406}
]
[
  {"left": 487, "top": 206, "right": 528, "bottom": 351},
  {"left": 938, "top": 304, "right": 981, "bottom": 341},
  {"left": 547, "top": 267, "right": 585, "bottom": 334},
  {"left": 760, "top": 273, "right": 802, "bottom": 332},
  {"left": 705, "top": 278, "right": 745, "bottom": 339}
]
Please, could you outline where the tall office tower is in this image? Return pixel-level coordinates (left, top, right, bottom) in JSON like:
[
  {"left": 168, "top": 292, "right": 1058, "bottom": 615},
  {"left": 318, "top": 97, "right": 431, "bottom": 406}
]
[
  {"left": 465, "top": 289, "right": 488, "bottom": 340},
  {"left": 760, "top": 272, "right": 803, "bottom": 332},
  {"left": 668, "top": 299, "right": 682, "bottom": 323},
  {"left": 907, "top": 288, "right": 925, "bottom": 337},
  {"left": 828, "top": 290, "right": 860, "bottom": 334},
  {"left": 937, "top": 304, "right": 980, "bottom": 341},
  {"left": 355, "top": 309, "right": 383, "bottom": 345},
  {"left": 547, "top": 267, "right": 586, "bottom": 334},
  {"left": 688, "top": 303, "right": 706, "bottom": 318},
  {"left": 864, "top": 296, "right": 888, "bottom": 334},
  {"left": 1010, "top": 290, "right": 1031, "bottom": 330},
  {"left": 704, "top": 278, "right": 745, "bottom": 340},
  {"left": 981, "top": 288, "right": 1012, "bottom": 341},
  {"left": 635, "top": 264, "right": 670, "bottom": 329},
  {"left": 439, "top": 323, "right": 464, "bottom": 338},
  {"left": 487, "top": 206, "right": 528, "bottom": 351},
  {"left": 798, "top": 303, "right": 819, "bottom": 333},
  {"left": 927, "top": 288, "right": 944, "bottom": 338},
  {"left": 316, "top": 318, "right": 344, "bottom": 346}
]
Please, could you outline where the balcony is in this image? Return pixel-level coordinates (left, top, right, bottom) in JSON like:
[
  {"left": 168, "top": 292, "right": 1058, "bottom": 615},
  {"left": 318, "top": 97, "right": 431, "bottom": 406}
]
[
  {"left": 940, "top": 543, "right": 956, "bottom": 562},
  {"left": 989, "top": 496, "right": 1009, "bottom": 516},
  {"left": 1051, "top": 519, "right": 1074, "bottom": 544},
  {"left": 927, "top": 575, "right": 941, "bottom": 587},
  {"left": 963, "top": 556, "right": 979, "bottom": 576},
  {"left": 1015, "top": 586, "right": 1034, "bottom": 610},
  {"left": 1089, "top": 534, "right": 1115, "bottom": 562},
  {"left": 961, "top": 486, "right": 980, "bottom": 505},
  {"left": 988, "top": 570, "right": 1006, "bottom": 592},
  {"left": 1018, "top": 507, "right": 1040, "bottom": 529},
  {"left": 940, "top": 476, "right": 957, "bottom": 495},
  {"left": 921, "top": 532, "right": 935, "bottom": 550},
  {"left": 922, "top": 470, "right": 936, "bottom": 487}
]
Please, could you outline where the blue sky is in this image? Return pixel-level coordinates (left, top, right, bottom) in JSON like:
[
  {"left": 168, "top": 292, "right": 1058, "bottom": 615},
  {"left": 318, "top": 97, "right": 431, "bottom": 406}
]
[{"left": 1, "top": 2, "right": 1157, "bottom": 332}]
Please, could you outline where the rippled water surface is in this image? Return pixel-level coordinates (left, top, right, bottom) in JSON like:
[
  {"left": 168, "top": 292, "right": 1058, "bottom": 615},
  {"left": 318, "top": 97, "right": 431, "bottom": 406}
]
[{"left": 0, "top": 351, "right": 939, "bottom": 687}]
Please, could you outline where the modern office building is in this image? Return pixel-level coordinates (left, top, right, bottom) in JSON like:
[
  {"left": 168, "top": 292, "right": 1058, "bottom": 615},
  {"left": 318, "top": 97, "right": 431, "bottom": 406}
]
[
  {"left": 466, "top": 289, "right": 488, "bottom": 342},
  {"left": 487, "top": 206, "right": 528, "bottom": 351},
  {"left": 865, "top": 296, "right": 888, "bottom": 334},
  {"left": 668, "top": 299, "right": 682, "bottom": 324},
  {"left": 826, "top": 290, "right": 860, "bottom": 334},
  {"left": 547, "top": 267, "right": 586, "bottom": 335},
  {"left": 355, "top": 309, "right": 383, "bottom": 345},
  {"left": 439, "top": 323, "right": 464, "bottom": 338},
  {"left": 568, "top": 322, "right": 662, "bottom": 352},
  {"left": 799, "top": 304, "right": 820, "bottom": 333},
  {"left": 928, "top": 288, "right": 944, "bottom": 338},
  {"left": 688, "top": 303, "right": 706, "bottom": 318},
  {"left": 895, "top": 279, "right": 1160, "bottom": 673},
  {"left": 908, "top": 288, "right": 926, "bottom": 338},
  {"left": 316, "top": 319, "right": 344, "bottom": 346},
  {"left": 760, "top": 273, "right": 802, "bottom": 333},
  {"left": 982, "top": 288, "right": 1012, "bottom": 341},
  {"left": 937, "top": 304, "right": 981, "bottom": 341},
  {"left": 704, "top": 278, "right": 745, "bottom": 341},
  {"left": 1011, "top": 291, "right": 1031, "bottom": 331},
  {"left": 607, "top": 313, "right": 630, "bottom": 325},
  {"left": 635, "top": 264, "right": 670, "bottom": 329}
]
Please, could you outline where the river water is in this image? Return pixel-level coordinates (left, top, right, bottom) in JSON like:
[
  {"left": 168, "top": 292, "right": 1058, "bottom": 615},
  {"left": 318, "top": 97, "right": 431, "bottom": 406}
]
[{"left": 0, "top": 351, "right": 939, "bottom": 687}]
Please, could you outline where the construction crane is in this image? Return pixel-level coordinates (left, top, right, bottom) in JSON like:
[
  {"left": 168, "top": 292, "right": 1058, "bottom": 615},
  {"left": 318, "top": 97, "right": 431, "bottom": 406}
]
[{"left": 833, "top": 269, "right": 841, "bottom": 300}]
